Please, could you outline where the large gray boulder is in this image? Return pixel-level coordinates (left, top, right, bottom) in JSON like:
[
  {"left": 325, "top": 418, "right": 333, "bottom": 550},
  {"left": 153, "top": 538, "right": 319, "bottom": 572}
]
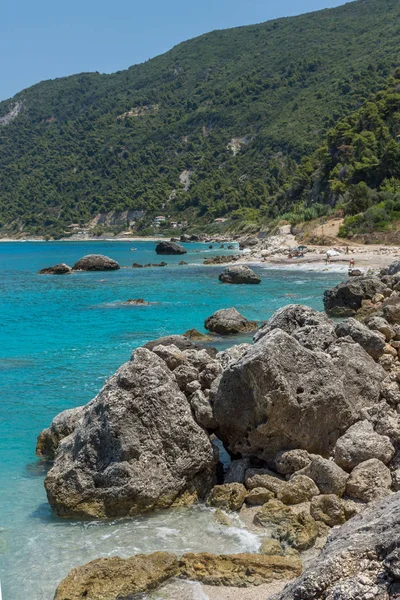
[
  {"left": 274, "top": 493, "right": 400, "bottom": 600},
  {"left": 214, "top": 329, "right": 387, "bottom": 463},
  {"left": 333, "top": 420, "right": 395, "bottom": 471},
  {"left": 204, "top": 308, "right": 257, "bottom": 335},
  {"left": 155, "top": 241, "right": 187, "bottom": 255},
  {"left": 335, "top": 317, "right": 386, "bottom": 359},
  {"left": 72, "top": 254, "right": 120, "bottom": 271},
  {"left": 254, "top": 304, "right": 336, "bottom": 350},
  {"left": 219, "top": 265, "right": 261, "bottom": 285},
  {"left": 323, "top": 276, "right": 387, "bottom": 316},
  {"left": 44, "top": 348, "right": 217, "bottom": 518}
]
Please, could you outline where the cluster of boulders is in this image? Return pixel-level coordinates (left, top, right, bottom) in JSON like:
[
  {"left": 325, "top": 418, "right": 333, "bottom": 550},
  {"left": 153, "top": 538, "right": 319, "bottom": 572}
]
[
  {"left": 203, "top": 254, "right": 240, "bottom": 265},
  {"left": 38, "top": 254, "right": 121, "bottom": 274},
  {"left": 133, "top": 261, "right": 168, "bottom": 268},
  {"left": 324, "top": 262, "right": 400, "bottom": 376},
  {"left": 39, "top": 263, "right": 400, "bottom": 598},
  {"left": 39, "top": 299, "right": 400, "bottom": 520}
]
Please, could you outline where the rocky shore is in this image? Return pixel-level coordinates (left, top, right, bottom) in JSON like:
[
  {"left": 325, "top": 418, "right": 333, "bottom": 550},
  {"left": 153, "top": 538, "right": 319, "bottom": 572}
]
[{"left": 37, "top": 260, "right": 400, "bottom": 599}]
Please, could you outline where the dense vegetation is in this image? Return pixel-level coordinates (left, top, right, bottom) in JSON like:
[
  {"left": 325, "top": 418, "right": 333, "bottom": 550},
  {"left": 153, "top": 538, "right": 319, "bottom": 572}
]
[
  {"left": 277, "top": 71, "right": 400, "bottom": 236},
  {"left": 0, "top": 0, "right": 400, "bottom": 237}
]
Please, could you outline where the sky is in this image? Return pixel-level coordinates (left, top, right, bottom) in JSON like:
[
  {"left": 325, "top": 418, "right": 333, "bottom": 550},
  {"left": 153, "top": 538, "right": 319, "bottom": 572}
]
[{"left": 0, "top": 0, "right": 349, "bottom": 102}]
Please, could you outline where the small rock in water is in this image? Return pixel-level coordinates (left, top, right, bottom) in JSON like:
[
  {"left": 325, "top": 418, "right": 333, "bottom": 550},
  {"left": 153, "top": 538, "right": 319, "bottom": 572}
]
[
  {"left": 219, "top": 264, "right": 261, "bottom": 285},
  {"left": 72, "top": 254, "right": 120, "bottom": 271},
  {"left": 204, "top": 308, "right": 258, "bottom": 335},
  {"left": 125, "top": 298, "right": 151, "bottom": 306},
  {"left": 38, "top": 263, "right": 72, "bottom": 275},
  {"left": 183, "top": 329, "right": 213, "bottom": 342}
]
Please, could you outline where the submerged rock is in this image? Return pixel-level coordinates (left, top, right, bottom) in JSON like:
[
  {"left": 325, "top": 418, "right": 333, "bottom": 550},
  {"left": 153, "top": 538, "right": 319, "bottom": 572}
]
[
  {"left": 214, "top": 329, "right": 387, "bottom": 462},
  {"left": 55, "top": 550, "right": 302, "bottom": 599},
  {"left": 219, "top": 265, "right": 261, "bottom": 285},
  {"left": 155, "top": 241, "right": 187, "bottom": 255},
  {"left": 72, "top": 254, "right": 120, "bottom": 271},
  {"left": 44, "top": 347, "right": 217, "bottom": 518},
  {"left": 124, "top": 298, "right": 151, "bottom": 306},
  {"left": 53, "top": 552, "right": 179, "bottom": 600},
  {"left": 38, "top": 263, "right": 72, "bottom": 275},
  {"left": 204, "top": 255, "right": 239, "bottom": 265},
  {"left": 204, "top": 308, "right": 258, "bottom": 335},
  {"left": 274, "top": 493, "right": 400, "bottom": 600},
  {"left": 183, "top": 329, "right": 213, "bottom": 342},
  {"left": 179, "top": 552, "right": 301, "bottom": 587}
]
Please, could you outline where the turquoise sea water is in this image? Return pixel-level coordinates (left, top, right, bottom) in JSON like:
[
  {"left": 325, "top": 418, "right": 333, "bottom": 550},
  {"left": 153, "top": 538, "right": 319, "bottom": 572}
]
[{"left": 0, "top": 241, "right": 343, "bottom": 599}]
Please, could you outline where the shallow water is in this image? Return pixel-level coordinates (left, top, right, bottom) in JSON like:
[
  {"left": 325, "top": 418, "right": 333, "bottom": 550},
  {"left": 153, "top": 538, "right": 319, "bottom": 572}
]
[{"left": 0, "top": 241, "right": 343, "bottom": 599}]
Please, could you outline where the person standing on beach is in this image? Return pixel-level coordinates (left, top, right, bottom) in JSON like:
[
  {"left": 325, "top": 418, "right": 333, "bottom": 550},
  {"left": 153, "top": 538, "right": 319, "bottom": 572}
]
[{"left": 350, "top": 258, "right": 355, "bottom": 269}]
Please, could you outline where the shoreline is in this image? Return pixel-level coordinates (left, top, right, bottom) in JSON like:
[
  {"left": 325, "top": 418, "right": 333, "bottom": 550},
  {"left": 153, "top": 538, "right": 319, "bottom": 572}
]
[{"left": 2, "top": 235, "right": 400, "bottom": 275}]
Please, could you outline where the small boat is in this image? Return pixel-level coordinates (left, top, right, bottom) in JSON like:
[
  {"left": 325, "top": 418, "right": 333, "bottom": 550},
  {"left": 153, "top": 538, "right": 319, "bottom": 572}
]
[{"left": 130, "top": 248, "right": 137, "bottom": 251}]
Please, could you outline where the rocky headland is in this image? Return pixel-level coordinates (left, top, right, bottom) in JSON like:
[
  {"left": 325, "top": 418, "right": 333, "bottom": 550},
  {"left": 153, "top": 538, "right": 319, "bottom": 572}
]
[{"left": 37, "top": 260, "right": 400, "bottom": 599}]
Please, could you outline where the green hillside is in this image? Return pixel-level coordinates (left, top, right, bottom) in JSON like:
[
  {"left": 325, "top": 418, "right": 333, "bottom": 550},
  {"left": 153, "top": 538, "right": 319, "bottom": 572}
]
[
  {"left": 0, "top": 0, "right": 400, "bottom": 237},
  {"left": 274, "top": 71, "right": 400, "bottom": 235}
]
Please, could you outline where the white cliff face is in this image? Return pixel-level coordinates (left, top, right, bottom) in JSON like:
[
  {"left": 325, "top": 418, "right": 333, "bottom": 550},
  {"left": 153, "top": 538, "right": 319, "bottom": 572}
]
[
  {"left": 0, "top": 101, "right": 23, "bottom": 126},
  {"left": 179, "top": 169, "right": 192, "bottom": 191}
]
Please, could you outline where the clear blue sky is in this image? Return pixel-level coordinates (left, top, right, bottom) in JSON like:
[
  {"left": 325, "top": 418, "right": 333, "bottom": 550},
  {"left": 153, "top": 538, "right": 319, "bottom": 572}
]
[{"left": 1, "top": 0, "right": 349, "bottom": 101}]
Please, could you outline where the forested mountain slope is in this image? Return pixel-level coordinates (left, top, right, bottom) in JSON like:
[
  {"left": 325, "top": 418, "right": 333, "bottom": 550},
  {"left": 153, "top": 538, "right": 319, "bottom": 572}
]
[
  {"left": 276, "top": 71, "right": 400, "bottom": 236},
  {"left": 0, "top": 0, "right": 400, "bottom": 236}
]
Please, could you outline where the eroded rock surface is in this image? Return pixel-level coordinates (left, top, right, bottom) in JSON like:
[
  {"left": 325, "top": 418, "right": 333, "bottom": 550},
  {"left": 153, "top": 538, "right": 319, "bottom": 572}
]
[
  {"left": 254, "top": 304, "right": 336, "bottom": 351},
  {"left": 274, "top": 493, "right": 400, "bottom": 600},
  {"left": 38, "top": 263, "right": 72, "bottom": 275},
  {"left": 214, "top": 329, "right": 386, "bottom": 462},
  {"left": 205, "top": 308, "right": 258, "bottom": 335},
  {"left": 155, "top": 241, "right": 187, "bottom": 255},
  {"left": 54, "top": 552, "right": 179, "bottom": 600},
  {"left": 219, "top": 265, "right": 261, "bottom": 285},
  {"left": 44, "top": 348, "right": 217, "bottom": 518},
  {"left": 72, "top": 254, "right": 120, "bottom": 271}
]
